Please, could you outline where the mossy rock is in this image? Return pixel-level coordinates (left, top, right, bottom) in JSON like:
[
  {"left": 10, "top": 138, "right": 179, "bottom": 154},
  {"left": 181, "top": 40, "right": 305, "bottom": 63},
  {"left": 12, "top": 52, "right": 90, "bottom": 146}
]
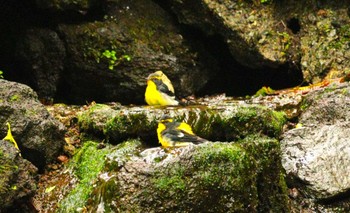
[
  {"left": 83, "top": 136, "right": 288, "bottom": 212},
  {"left": 77, "top": 103, "right": 118, "bottom": 137},
  {"left": 0, "top": 140, "right": 37, "bottom": 210},
  {"left": 78, "top": 104, "right": 287, "bottom": 145},
  {"left": 57, "top": 139, "right": 142, "bottom": 212}
]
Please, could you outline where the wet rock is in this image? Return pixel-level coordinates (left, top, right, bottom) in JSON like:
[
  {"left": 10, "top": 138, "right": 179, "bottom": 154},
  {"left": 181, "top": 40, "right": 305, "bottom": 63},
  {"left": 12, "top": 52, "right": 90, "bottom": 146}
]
[
  {"left": 56, "top": 141, "right": 116, "bottom": 212},
  {"left": 0, "top": 139, "right": 38, "bottom": 211},
  {"left": 56, "top": 138, "right": 288, "bottom": 212},
  {"left": 0, "top": 79, "right": 66, "bottom": 170},
  {"left": 281, "top": 82, "right": 350, "bottom": 200},
  {"left": 77, "top": 102, "right": 287, "bottom": 145}
]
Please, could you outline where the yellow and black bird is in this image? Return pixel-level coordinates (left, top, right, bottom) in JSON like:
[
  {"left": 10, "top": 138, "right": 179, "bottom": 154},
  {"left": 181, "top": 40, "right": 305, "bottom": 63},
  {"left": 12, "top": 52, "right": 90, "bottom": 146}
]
[
  {"left": 157, "top": 116, "right": 207, "bottom": 147},
  {"left": 3, "top": 122, "right": 21, "bottom": 156},
  {"left": 145, "top": 71, "right": 180, "bottom": 106}
]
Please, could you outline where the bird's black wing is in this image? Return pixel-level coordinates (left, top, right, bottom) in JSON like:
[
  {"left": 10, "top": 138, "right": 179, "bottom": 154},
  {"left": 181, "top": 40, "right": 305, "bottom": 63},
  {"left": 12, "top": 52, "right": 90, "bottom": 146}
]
[
  {"left": 162, "top": 128, "right": 207, "bottom": 144},
  {"left": 153, "top": 79, "right": 176, "bottom": 97}
]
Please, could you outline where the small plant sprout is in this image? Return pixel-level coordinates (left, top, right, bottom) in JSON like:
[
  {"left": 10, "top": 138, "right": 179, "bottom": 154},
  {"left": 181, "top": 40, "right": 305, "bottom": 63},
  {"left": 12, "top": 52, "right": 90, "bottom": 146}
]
[{"left": 101, "top": 50, "right": 132, "bottom": 70}]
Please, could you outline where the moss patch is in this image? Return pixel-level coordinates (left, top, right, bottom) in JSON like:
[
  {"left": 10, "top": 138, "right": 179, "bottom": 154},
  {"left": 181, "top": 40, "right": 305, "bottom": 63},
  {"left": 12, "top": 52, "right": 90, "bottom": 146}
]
[
  {"left": 146, "top": 143, "right": 258, "bottom": 212},
  {"left": 78, "top": 104, "right": 117, "bottom": 137},
  {"left": 57, "top": 141, "right": 111, "bottom": 212},
  {"left": 238, "top": 135, "right": 289, "bottom": 212},
  {"left": 221, "top": 106, "right": 284, "bottom": 139},
  {"left": 104, "top": 112, "right": 157, "bottom": 144},
  {"left": 82, "top": 139, "right": 142, "bottom": 212},
  {"left": 78, "top": 104, "right": 287, "bottom": 146}
]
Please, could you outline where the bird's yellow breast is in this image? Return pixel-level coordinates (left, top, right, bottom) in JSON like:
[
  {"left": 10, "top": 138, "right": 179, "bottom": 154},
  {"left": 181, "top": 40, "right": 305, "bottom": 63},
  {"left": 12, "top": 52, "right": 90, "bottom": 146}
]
[
  {"left": 145, "top": 80, "right": 161, "bottom": 105},
  {"left": 157, "top": 122, "right": 169, "bottom": 147},
  {"left": 145, "top": 80, "right": 178, "bottom": 106}
]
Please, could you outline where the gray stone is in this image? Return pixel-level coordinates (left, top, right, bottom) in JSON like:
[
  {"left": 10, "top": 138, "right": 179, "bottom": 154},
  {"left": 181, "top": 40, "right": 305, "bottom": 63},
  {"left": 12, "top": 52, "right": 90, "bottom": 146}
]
[
  {"left": 165, "top": 0, "right": 350, "bottom": 83},
  {"left": 0, "top": 139, "right": 38, "bottom": 210},
  {"left": 0, "top": 79, "right": 66, "bottom": 170},
  {"left": 16, "top": 28, "right": 66, "bottom": 101},
  {"left": 281, "top": 82, "right": 350, "bottom": 199}
]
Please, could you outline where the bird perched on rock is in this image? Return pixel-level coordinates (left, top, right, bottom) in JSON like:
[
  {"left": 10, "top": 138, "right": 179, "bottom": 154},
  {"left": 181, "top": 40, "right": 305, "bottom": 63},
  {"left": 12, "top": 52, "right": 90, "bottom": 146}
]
[
  {"left": 157, "top": 116, "right": 207, "bottom": 147},
  {"left": 145, "top": 71, "right": 180, "bottom": 106},
  {"left": 3, "top": 122, "right": 21, "bottom": 156}
]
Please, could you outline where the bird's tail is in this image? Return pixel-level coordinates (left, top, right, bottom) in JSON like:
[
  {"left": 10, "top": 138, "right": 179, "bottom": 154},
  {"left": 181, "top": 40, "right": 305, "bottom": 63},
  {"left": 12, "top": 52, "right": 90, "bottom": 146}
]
[
  {"left": 192, "top": 136, "right": 208, "bottom": 144},
  {"left": 177, "top": 97, "right": 202, "bottom": 106}
]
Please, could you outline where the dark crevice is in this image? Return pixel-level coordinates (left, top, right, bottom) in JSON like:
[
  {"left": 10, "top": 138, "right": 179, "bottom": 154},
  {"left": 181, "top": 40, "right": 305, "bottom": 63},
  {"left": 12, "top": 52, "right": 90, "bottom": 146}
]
[
  {"left": 0, "top": 0, "right": 107, "bottom": 98},
  {"left": 154, "top": 0, "right": 303, "bottom": 98},
  {"left": 287, "top": 17, "right": 301, "bottom": 34},
  {"left": 2, "top": 0, "right": 305, "bottom": 102},
  {"left": 316, "top": 190, "right": 350, "bottom": 206},
  {"left": 194, "top": 32, "right": 303, "bottom": 97}
]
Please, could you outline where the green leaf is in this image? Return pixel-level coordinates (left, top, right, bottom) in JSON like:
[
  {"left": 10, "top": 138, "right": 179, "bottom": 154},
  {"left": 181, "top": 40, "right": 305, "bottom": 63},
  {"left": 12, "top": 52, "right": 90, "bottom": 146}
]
[
  {"left": 102, "top": 50, "right": 111, "bottom": 58},
  {"left": 122, "top": 55, "right": 131, "bottom": 61}
]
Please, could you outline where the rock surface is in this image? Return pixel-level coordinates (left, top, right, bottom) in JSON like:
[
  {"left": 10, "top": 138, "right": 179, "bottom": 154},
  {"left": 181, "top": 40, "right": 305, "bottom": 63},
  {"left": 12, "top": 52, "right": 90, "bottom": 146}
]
[
  {"left": 0, "top": 79, "right": 66, "bottom": 170},
  {"left": 281, "top": 82, "right": 350, "bottom": 199},
  {"left": 77, "top": 102, "right": 286, "bottom": 146},
  {"left": 35, "top": 0, "right": 97, "bottom": 13},
  {"left": 15, "top": 28, "right": 66, "bottom": 101},
  {"left": 56, "top": 0, "right": 216, "bottom": 104},
  {"left": 1, "top": 1, "right": 350, "bottom": 103},
  {"left": 0, "top": 139, "right": 38, "bottom": 211},
  {"left": 163, "top": 0, "right": 350, "bottom": 83},
  {"left": 57, "top": 138, "right": 288, "bottom": 212}
]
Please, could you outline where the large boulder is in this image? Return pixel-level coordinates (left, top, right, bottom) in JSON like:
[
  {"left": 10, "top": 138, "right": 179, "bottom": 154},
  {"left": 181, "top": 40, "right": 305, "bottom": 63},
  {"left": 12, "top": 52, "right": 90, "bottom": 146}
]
[
  {"left": 0, "top": 79, "right": 66, "bottom": 170},
  {"left": 15, "top": 28, "right": 66, "bottom": 101},
  {"left": 55, "top": 0, "right": 217, "bottom": 104},
  {"left": 77, "top": 102, "right": 286, "bottom": 146},
  {"left": 281, "top": 81, "right": 350, "bottom": 200},
  {"left": 5, "top": 0, "right": 217, "bottom": 104},
  {"left": 55, "top": 138, "right": 288, "bottom": 212},
  {"left": 0, "top": 139, "right": 37, "bottom": 211},
  {"left": 163, "top": 0, "right": 350, "bottom": 83}
]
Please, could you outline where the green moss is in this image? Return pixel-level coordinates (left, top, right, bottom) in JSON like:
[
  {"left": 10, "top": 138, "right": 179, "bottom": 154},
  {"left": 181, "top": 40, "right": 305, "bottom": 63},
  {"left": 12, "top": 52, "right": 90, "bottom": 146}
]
[
  {"left": 193, "top": 143, "right": 256, "bottom": 189},
  {"left": 9, "top": 95, "right": 20, "bottom": 102},
  {"left": 277, "top": 31, "right": 291, "bottom": 55},
  {"left": 187, "top": 109, "right": 224, "bottom": 140},
  {"left": 78, "top": 104, "right": 116, "bottom": 136},
  {"left": 146, "top": 143, "right": 259, "bottom": 212},
  {"left": 254, "top": 86, "right": 275, "bottom": 97},
  {"left": 300, "top": 98, "right": 311, "bottom": 111},
  {"left": 104, "top": 112, "right": 157, "bottom": 143},
  {"left": 57, "top": 141, "right": 111, "bottom": 212},
  {"left": 224, "top": 106, "right": 287, "bottom": 140},
  {"left": 269, "top": 110, "right": 287, "bottom": 134},
  {"left": 82, "top": 139, "right": 142, "bottom": 212},
  {"left": 154, "top": 167, "right": 186, "bottom": 192},
  {"left": 238, "top": 135, "right": 289, "bottom": 212}
]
